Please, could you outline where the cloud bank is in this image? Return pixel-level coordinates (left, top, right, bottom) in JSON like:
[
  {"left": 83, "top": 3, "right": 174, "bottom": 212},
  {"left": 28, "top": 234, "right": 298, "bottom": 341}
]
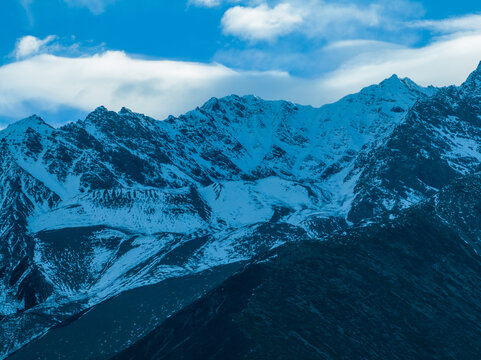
[
  {"left": 0, "top": 49, "right": 311, "bottom": 120},
  {"left": 2, "top": 29, "right": 481, "bottom": 122}
]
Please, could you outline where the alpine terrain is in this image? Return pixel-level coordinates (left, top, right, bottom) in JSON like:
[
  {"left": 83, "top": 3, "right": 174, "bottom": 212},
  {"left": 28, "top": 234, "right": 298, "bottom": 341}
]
[{"left": 3, "top": 62, "right": 481, "bottom": 359}]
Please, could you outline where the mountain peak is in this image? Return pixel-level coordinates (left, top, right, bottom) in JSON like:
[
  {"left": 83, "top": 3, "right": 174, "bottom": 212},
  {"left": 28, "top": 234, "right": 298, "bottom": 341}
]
[
  {"left": 119, "top": 107, "right": 134, "bottom": 116},
  {"left": 374, "top": 73, "right": 436, "bottom": 98},
  {"left": 93, "top": 105, "right": 109, "bottom": 114},
  {"left": 458, "top": 61, "right": 481, "bottom": 97},
  {"left": 83, "top": 106, "right": 115, "bottom": 125},
  {"left": 0, "top": 115, "right": 53, "bottom": 141},
  {"left": 5, "top": 115, "right": 50, "bottom": 131},
  {"left": 202, "top": 95, "right": 259, "bottom": 108},
  {"left": 378, "top": 74, "right": 408, "bottom": 90},
  {"left": 380, "top": 74, "right": 415, "bottom": 87},
  {"left": 468, "top": 61, "right": 481, "bottom": 77},
  {"left": 18, "top": 114, "right": 45, "bottom": 123},
  {"left": 198, "top": 95, "right": 260, "bottom": 114},
  {"left": 476, "top": 60, "right": 481, "bottom": 72}
]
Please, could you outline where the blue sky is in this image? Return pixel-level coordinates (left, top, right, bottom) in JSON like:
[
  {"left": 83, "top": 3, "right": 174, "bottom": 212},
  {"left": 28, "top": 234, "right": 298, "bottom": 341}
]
[{"left": 1, "top": 0, "right": 481, "bottom": 125}]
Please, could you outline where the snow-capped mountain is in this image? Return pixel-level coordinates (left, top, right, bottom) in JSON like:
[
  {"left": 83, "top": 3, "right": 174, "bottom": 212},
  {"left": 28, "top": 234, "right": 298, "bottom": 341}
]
[{"left": 3, "top": 63, "right": 481, "bottom": 359}]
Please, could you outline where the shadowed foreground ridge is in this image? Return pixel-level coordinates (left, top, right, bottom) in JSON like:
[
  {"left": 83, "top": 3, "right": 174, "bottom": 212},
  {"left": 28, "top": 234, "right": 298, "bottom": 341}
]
[{"left": 113, "top": 173, "right": 481, "bottom": 360}]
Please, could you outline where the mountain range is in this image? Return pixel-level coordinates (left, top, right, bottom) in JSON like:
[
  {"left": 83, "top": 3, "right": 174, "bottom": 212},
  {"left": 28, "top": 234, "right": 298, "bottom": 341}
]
[{"left": 2, "top": 62, "right": 481, "bottom": 359}]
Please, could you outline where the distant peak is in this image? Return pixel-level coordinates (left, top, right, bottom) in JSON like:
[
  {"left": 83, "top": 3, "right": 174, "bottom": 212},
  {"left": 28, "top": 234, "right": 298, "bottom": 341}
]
[
  {"left": 1, "top": 115, "right": 52, "bottom": 137},
  {"left": 200, "top": 96, "right": 227, "bottom": 112},
  {"left": 9, "top": 114, "right": 48, "bottom": 128},
  {"left": 385, "top": 74, "right": 401, "bottom": 82},
  {"left": 223, "top": 94, "right": 242, "bottom": 101},
  {"left": 468, "top": 61, "right": 481, "bottom": 77},
  {"left": 201, "top": 94, "right": 261, "bottom": 109},
  {"left": 381, "top": 74, "right": 417, "bottom": 85},
  {"left": 119, "top": 107, "right": 133, "bottom": 115},
  {"left": 379, "top": 74, "right": 403, "bottom": 87},
  {"left": 227, "top": 94, "right": 259, "bottom": 102},
  {"left": 93, "top": 106, "right": 109, "bottom": 113},
  {"left": 460, "top": 61, "right": 481, "bottom": 94},
  {"left": 377, "top": 73, "right": 430, "bottom": 93},
  {"left": 84, "top": 106, "right": 113, "bottom": 123},
  {"left": 27, "top": 114, "right": 43, "bottom": 121},
  {"left": 203, "top": 97, "right": 219, "bottom": 107}
]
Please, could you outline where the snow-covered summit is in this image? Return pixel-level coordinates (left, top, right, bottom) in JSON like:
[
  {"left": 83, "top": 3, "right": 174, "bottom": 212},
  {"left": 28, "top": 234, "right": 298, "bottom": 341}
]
[{"left": 0, "top": 115, "right": 53, "bottom": 139}]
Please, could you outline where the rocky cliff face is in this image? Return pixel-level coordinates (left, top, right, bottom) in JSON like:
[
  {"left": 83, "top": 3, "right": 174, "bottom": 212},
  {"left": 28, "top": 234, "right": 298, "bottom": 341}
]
[{"left": 3, "top": 64, "right": 481, "bottom": 359}]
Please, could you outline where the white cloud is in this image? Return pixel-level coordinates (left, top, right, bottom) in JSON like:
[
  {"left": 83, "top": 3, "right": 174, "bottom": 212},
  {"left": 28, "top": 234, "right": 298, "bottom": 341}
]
[
  {"left": 189, "top": 0, "right": 242, "bottom": 7},
  {"left": 220, "top": 0, "right": 421, "bottom": 42},
  {"left": 222, "top": 3, "right": 304, "bottom": 41},
  {"left": 12, "top": 35, "right": 102, "bottom": 60},
  {"left": 64, "top": 0, "right": 116, "bottom": 14},
  {"left": 14, "top": 35, "right": 57, "bottom": 59},
  {"left": 409, "top": 14, "right": 481, "bottom": 33},
  {"left": 19, "top": 0, "right": 116, "bottom": 15},
  {"left": 213, "top": 39, "right": 405, "bottom": 77},
  {"left": 324, "top": 39, "right": 403, "bottom": 50},
  {"left": 190, "top": 0, "right": 223, "bottom": 7},
  {"left": 321, "top": 32, "right": 481, "bottom": 93},
  {"left": 0, "top": 51, "right": 313, "bottom": 119},
  {"left": 19, "top": 0, "right": 33, "bottom": 8},
  {"left": 303, "top": 1, "right": 381, "bottom": 34},
  {"left": 19, "top": 0, "right": 35, "bottom": 24}
]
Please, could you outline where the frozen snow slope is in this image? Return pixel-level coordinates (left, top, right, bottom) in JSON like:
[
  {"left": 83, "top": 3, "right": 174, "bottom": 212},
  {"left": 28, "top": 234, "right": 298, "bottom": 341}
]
[{"left": 4, "top": 64, "right": 481, "bottom": 359}]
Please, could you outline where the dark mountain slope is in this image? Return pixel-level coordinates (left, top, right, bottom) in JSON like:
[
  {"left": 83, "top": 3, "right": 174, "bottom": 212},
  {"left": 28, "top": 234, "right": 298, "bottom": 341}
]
[
  {"left": 112, "top": 173, "right": 481, "bottom": 360},
  {"left": 6, "top": 262, "right": 243, "bottom": 360}
]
